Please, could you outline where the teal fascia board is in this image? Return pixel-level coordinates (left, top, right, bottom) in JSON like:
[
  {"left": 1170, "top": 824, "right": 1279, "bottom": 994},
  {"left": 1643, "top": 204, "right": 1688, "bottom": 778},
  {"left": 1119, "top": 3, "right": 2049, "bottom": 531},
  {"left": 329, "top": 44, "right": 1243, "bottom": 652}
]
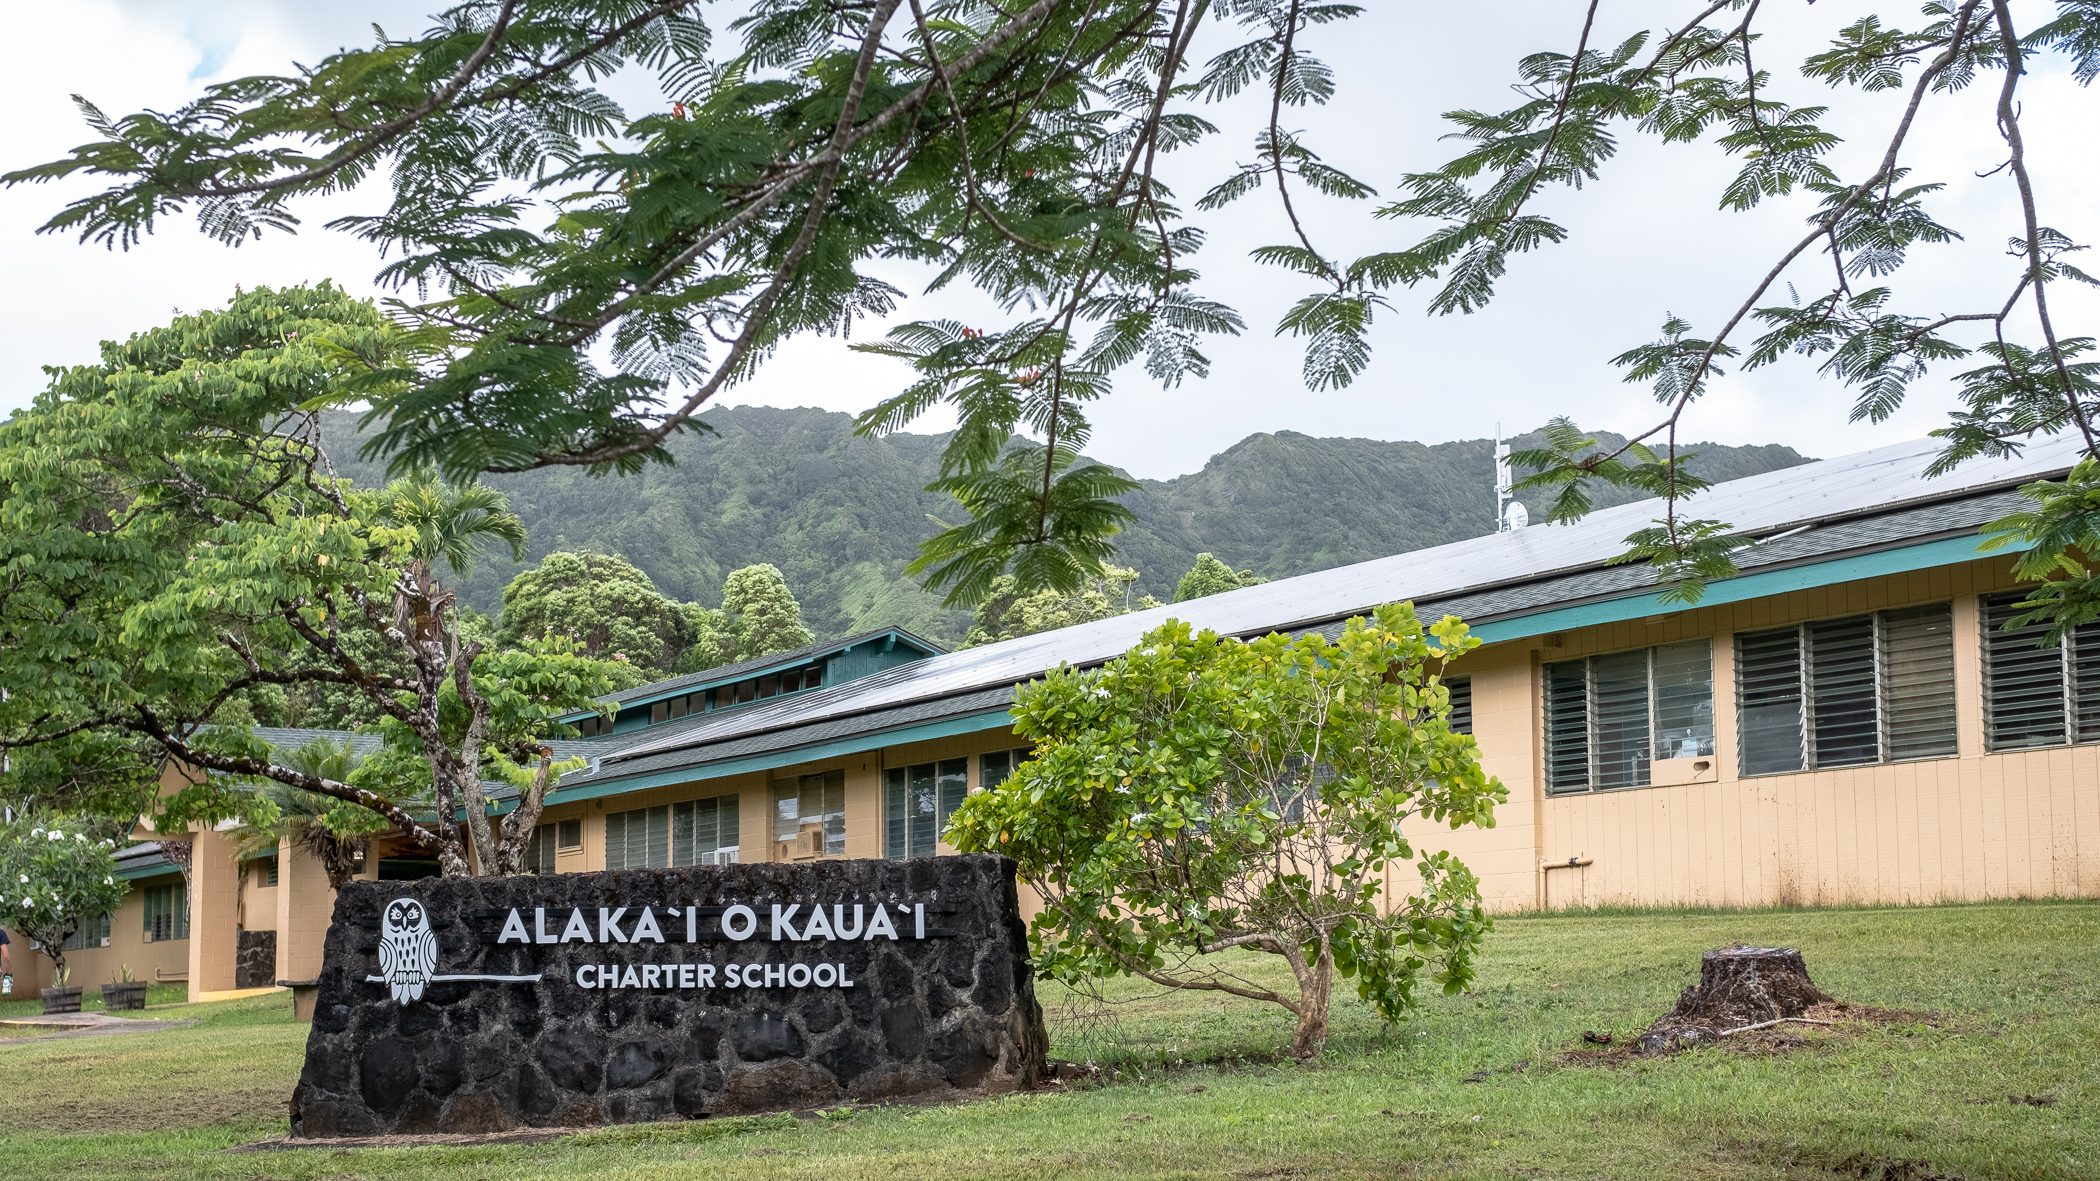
[
  {"left": 1467, "top": 533, "right": 2023, "bottom": 645},
  {"left": 504, "top": 706, "right": 1017, "bottom": 814},
  {"left": 114, "top": 860, "right": 180, "bottom": 883}
]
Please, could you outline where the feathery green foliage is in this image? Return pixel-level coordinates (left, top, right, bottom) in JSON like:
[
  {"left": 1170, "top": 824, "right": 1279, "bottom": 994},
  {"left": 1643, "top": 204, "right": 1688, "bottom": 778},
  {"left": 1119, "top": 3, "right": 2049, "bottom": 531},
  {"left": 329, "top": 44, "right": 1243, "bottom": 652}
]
[{"left": 14, "top": 2, "right": 2093, "bottom": 616}]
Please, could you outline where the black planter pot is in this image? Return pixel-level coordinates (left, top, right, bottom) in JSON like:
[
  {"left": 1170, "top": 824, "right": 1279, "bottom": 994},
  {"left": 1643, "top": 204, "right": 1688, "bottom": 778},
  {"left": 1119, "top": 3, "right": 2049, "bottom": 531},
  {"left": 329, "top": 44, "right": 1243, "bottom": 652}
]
[
  {"left": 40, "top": 985, "right": 82, "bottom": 1015},
  {"left": 101, "top": 981, "right": 148, "bottom": 1011}
]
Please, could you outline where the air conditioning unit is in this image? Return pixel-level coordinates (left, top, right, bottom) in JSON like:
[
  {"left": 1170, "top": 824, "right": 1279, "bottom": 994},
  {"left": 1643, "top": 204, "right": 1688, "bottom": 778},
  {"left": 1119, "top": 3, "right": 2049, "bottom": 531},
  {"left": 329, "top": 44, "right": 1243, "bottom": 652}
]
[
  {"left": 698, "top": 847, "right": 740, "bottom": 866},
  {"left": 99, "top": 936, "right": 112, "bottom": 948},
  {"left": 774, "top": 830, "right": 824, "bottom": 862}
]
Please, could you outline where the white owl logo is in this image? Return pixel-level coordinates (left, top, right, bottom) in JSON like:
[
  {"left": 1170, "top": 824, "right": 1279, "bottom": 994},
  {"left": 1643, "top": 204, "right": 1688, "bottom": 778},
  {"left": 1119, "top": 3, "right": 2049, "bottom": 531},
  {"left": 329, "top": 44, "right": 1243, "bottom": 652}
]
[{"left": 376, "top": 897, "right": 440, "bottom": 1006}]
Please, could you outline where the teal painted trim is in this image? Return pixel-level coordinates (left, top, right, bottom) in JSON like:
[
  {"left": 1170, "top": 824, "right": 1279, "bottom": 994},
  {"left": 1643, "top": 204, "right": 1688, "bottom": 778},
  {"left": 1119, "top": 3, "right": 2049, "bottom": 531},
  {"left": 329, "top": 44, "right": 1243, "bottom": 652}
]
[
  {"left": 114, "top": 861, "right": 180, "bottom": 882},
  {"left": 1469, "top": 534, "right": 2024, "bottom": 644},
  {"left": 503, "top": 706, "right": 1017, "bottom": 814}
]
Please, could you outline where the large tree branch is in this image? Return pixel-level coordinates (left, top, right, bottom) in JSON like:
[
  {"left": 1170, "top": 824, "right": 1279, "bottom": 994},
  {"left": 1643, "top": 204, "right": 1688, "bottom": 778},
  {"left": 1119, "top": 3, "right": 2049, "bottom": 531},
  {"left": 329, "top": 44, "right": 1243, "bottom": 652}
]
[
  {"left": 130, "top": 705, "right": 448, "bottom": 855},
  {"left": 1988, "top": 0, "right": 2099, "bottom": 453}
]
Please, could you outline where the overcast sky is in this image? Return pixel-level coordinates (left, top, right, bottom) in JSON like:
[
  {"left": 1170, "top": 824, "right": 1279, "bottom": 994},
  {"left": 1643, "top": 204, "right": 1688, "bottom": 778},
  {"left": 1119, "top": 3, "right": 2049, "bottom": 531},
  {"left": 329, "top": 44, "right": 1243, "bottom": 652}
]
[{"left": 2, "top": 1, "right": 2093, "bottom": 480}]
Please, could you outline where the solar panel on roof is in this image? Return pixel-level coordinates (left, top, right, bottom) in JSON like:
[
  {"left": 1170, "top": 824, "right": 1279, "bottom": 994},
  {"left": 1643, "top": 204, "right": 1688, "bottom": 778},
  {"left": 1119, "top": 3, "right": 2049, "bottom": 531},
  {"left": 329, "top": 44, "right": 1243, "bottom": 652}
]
[{"left": 598, "top": 431, "right": 2088, "bottom": 770}]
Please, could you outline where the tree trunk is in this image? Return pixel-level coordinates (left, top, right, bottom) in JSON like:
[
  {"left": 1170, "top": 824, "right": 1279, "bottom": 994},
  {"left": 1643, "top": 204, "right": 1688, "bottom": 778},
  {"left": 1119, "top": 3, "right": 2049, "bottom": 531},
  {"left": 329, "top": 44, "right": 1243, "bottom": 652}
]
[
  {"left": 1640, "top": 945, "right": 1827, "bottom": 1053},
  {"left": 1288, "top": 940, "right": 1336, "bottom": 1059}
]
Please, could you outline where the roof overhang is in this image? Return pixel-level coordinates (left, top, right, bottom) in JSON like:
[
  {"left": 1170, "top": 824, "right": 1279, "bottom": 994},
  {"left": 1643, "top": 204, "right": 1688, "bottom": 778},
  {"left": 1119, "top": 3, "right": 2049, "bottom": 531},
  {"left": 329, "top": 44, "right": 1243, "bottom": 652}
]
[{"left": 539, "top": 529, "right": 2032, "bottom": 808}]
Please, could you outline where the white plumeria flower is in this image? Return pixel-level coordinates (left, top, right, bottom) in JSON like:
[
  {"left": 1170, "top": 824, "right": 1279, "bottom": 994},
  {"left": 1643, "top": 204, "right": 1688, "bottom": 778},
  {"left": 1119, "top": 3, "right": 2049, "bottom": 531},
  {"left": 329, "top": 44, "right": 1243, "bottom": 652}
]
[
  {"left": 16, "top": 874, "right": 26, "bottom": 884},
  {"left": 104, "top": 876, "right": 115, "bottom": 886}
]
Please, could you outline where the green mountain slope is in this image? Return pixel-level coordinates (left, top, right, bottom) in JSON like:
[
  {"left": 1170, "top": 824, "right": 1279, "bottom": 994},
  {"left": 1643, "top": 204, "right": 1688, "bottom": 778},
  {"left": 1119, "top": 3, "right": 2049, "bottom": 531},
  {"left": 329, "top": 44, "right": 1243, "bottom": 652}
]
[{"left": 320, "top": 407, "right": 1808, "bottom": 644}]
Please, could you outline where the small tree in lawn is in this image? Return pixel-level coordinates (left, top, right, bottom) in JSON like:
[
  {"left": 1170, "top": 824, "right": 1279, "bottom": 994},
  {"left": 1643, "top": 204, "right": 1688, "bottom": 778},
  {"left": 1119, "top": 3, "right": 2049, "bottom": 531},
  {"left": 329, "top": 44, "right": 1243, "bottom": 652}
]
[
  {"left": 0, "top": 819, "right": 127, "bottom": 984},
  {"left": 949, "top": 603, "right": 1504, "bottom": 1059}
]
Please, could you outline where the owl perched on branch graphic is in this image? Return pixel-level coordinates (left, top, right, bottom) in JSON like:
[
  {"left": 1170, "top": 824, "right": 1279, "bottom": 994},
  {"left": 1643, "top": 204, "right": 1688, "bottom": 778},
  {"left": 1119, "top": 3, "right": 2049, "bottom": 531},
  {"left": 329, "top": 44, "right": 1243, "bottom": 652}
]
[{"left": 377, "top": 897, "right": 439, "bottom": 1006}]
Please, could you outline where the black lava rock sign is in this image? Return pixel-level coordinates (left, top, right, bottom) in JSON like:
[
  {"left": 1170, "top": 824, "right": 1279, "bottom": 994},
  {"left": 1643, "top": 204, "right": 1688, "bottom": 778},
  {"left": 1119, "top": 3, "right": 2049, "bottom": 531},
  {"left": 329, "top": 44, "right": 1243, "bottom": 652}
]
[{"left": 290, "top": 854, "right": 1048, "bottom": 1136}]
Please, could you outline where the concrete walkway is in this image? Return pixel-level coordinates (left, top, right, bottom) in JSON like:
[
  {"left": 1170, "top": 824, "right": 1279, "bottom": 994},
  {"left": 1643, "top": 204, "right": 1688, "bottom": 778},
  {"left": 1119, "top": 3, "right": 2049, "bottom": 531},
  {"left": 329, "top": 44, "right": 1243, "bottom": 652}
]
[{"left": 0, "top": 1011, "right": 196, "bottom": 1041}]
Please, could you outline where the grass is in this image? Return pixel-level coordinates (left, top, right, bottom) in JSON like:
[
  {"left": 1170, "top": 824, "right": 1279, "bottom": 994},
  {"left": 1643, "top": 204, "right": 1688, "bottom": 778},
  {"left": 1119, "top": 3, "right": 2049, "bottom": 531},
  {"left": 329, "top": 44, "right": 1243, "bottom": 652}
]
[{"left": 1, "top": 900, "right": 2093, "bottom": 1179}]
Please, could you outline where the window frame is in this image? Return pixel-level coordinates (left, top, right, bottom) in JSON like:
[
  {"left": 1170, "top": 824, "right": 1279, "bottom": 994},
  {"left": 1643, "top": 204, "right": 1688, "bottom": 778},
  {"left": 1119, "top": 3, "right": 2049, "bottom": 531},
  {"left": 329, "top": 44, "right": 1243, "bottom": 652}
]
[
  {"left": 1980, "top": 591, "right": 2100, "bottom": 752},
  {"left": 142, "top": 882, "right": 189, "bottom": 943},
  {"left": 1542, "top": 640, "right": 1716, "bottom": 796},
  {"left": 978, "top": 748, "right": 1029, "bottom": 790},
  {"left": 1734, "top": 603, "right": 1959, "bottom": 777},
  {"left": 604, "top": 795, "right": 742, "bottom": 870},
  {"left": 771, "top": 770, "right": 847, "bottom": 857},
  {"left": 1445, "top": 676, "right": 1473, "bottom": 736},
  {"left": 61, "top": 910, "right": 112, "bottom": 951},
  {"left": 884, "top": 757, "right": 969, "bottom": 859}
]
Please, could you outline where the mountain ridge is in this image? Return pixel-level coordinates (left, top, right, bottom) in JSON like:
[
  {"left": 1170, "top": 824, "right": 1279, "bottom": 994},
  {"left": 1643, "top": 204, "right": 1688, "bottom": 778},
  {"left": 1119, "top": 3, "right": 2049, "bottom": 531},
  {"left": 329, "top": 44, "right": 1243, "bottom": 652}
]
[{"left": 318, "top": 406, "right": 1811, "bottom": 644}]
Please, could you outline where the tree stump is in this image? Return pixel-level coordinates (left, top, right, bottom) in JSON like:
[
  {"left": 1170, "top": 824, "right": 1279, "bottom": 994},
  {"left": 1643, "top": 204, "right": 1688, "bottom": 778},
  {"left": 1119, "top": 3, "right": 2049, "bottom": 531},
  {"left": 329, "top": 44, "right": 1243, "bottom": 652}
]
[{"left": 1638, "top": 946, "right": 1827, "bottom": 1054}]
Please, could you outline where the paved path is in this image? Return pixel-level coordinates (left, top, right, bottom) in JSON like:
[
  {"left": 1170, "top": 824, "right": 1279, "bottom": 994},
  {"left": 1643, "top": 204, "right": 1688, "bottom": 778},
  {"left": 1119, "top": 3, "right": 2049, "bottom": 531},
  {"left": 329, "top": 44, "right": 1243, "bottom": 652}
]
[{"left": 0, "top": 1011, "right": 196, "bottom": 1042}]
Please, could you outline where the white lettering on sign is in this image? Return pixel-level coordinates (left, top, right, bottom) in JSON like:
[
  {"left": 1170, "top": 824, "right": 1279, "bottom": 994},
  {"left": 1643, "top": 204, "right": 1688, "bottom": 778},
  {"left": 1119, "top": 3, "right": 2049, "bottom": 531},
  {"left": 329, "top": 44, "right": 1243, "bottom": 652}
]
[
  {"left": 373, "top": 894, "right": 939, "bottom": 1007},
  {"left": 493, "top": 901, "right": 932, "bottom": 947},
  {"left": 572, "top": 960, "right": 851, "bottom": 991}
]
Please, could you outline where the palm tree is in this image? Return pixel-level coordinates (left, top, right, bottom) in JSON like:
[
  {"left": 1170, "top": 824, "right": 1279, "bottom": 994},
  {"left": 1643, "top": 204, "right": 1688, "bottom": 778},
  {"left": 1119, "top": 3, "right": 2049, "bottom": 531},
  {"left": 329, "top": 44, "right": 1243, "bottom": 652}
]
[
  {"left": 228, "top": 738, "right": 382, "bottom": 891},
  {"left": 372, "top": 478, "right": 528, "bottom": 661},
  {"left": 375, "top": 478, "right": 527, "bottom": 608}
]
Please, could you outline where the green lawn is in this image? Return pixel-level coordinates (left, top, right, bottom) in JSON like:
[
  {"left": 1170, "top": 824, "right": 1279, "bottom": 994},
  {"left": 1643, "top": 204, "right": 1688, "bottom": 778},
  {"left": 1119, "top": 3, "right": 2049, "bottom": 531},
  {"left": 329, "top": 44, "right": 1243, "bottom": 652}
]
[{"left": 1, "top": 901, "right": 2092, "bottom": 1180}]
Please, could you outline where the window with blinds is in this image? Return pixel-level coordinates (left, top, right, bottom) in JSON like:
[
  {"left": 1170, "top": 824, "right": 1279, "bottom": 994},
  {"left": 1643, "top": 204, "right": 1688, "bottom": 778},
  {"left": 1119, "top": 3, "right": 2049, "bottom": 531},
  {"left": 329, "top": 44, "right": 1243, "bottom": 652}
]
[
  {"left": 772, "top": 770, "right": 847, "bottom": 856},
  {"left": 979, "top": 748, "right": 1029, "bottom": 789},
  {"left": 1446, "top": 677, "right": 1473, "bottom": 735},
  {"left": 61, "top": 911, "right": 112, "bottom": 951},
  {"left": 1981, "top": 592, "right": 2100, "bottom": 750},
  {"left": 885, "top": 758, "right": 968, "bottom": 858},
  {"left": 524, "top": 824, "right": 559, "bottom": 874},
  {"left": 1542, "top": 641, "right": 1714, "bottom": 794},
  {"left": 604, "top": 795, "right": 741, "bottom": 869},
  {"left": 143, "top": 883, "right": 188, "bottom": 942},
  {"left": 1735, "top": 603, "right": 1957, "bottom": 775}
]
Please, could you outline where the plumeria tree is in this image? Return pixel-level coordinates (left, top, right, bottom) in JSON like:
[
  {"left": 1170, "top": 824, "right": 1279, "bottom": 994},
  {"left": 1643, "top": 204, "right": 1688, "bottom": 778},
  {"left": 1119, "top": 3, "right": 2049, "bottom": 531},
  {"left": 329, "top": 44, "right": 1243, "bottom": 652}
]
[
  {"left": 949, "top": 603, "right": 1504, "bottom": 1058},
  {"left": 0, "top": 818, "right": 126, "bottom": 983}
]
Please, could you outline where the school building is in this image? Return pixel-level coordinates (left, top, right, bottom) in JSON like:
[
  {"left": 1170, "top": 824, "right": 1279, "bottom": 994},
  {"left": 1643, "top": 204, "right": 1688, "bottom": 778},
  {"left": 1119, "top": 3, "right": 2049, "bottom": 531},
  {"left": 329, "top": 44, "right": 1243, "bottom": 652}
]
[{"left": 9, "top": 431, "right": 2098, "bottom": 1002}]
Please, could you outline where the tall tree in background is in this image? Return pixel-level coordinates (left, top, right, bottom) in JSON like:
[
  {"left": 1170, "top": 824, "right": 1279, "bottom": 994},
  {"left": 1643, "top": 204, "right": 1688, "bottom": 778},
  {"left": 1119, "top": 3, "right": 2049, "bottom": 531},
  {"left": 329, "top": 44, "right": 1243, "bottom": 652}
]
[
  {"left": 0, "top": 285, "right": 617, "bottom": 877},
  {"left": 721, "top": 563, "right": 815, "bottom": 662},
  {"left": 10, "top": 3, "right": 2100, "bottom": 623},
  {"left": 967, "top": 565, "right": 1160, "bottom": 646},
  {"left": 500, "top": 551, "right": 688, "bottom": 679},
  {"left": 1174, "top": 553, "right": 1267, "bottom": 603}
]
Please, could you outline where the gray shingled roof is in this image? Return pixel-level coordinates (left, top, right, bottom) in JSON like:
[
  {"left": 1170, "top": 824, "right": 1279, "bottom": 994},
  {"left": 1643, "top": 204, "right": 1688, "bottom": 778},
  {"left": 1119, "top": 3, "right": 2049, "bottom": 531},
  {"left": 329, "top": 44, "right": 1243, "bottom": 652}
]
[
  {"left": 561, "top": 433, "right": 2080, "bottom": 796},
  {"left": 592, "top": 627, "right": 944, "bottom": 708}
]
